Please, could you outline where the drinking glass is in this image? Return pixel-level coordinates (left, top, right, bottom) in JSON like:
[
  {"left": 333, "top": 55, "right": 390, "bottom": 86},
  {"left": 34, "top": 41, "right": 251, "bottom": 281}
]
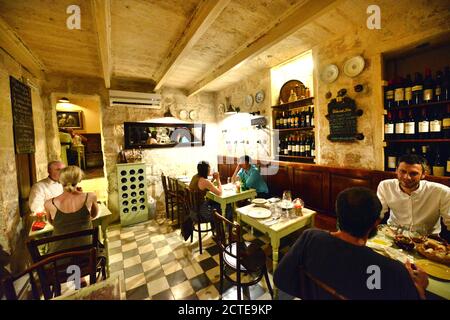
[
  {"left": 227, "top": 177, "right": 231, "bottom": 184},
  {"left": 282, "top": 190, "right": 292, "bottom": 202}
]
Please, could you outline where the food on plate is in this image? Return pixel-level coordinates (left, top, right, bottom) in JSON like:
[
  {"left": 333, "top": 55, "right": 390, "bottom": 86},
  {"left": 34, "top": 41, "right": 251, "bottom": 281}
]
[
  {"left": 416, "top": 238, "right": 450, "bottom": 266},
  {"left": 393, "top": 234, "right": 415, "bottom": 251}
]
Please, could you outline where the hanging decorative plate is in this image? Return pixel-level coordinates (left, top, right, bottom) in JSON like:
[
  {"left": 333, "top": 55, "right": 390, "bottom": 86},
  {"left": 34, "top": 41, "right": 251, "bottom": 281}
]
[
  {"left": 189, "top": 110, "right": 198, "bottom": 120},
  {"left": 179, "top": 109, "right": 189, "bottom": 120},
  {"left": 320, "top": 64, "right": 339, "bottom": 84},
  {"left": 255, "top": 90, "right": 265, "bottom": 104},
  {"left": 343, "top": 55, "right": 365, "bottom": 78},
  {"left": 245, "top": 94, "right": 254, "bottom": 108}
]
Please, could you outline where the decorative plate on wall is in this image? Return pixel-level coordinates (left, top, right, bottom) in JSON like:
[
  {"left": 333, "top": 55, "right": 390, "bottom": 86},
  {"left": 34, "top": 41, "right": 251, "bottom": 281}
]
[
  {"left": 343, "top": 56, "right": 365, "bottom": 78},
  {"left": 189, "top": 110, "right": 198, "bottom": 120},
  {"left": 255, "top": 90, "right": 265, "bottom": 104},
  {"left": 245, "top": 94, "right": 254, "bottom": 108},
  {"left": 320, "top": 64, "right": 339, "bottom": 84},
  {"left": 179, "top": 109, "right": 189, "bottom": 120}
]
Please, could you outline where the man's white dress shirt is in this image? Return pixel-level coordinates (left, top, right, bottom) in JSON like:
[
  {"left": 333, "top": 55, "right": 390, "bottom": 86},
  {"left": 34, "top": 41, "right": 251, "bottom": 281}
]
[
  {"left": 28, "top": 177, "right": 64, "bottom": 213},
  {"left": 377, "top": 179, "right": 450, "bottom": 235}
]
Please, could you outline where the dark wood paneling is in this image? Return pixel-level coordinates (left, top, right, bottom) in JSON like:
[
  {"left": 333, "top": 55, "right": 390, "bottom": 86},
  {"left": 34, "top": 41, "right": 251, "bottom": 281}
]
[
  {"left": 267, "top": 165, "right": 291, "bottom": 197},
  {"left": 292, "top": 167, "right": 325, "bottom": 212}
]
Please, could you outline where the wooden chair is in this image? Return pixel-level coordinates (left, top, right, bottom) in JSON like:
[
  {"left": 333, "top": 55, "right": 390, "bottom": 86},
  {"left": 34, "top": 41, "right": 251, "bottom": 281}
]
[
  {"left": 161, "top": 173, "right": 177, "bottom": 220},
  {"left": 168, "top": 176, "right": 184, "bottom": 224},
  {"left": 27, "top": 227, "right": 107, "bottom": 283},
  {"left": 298, "top": 266, "right": 347, "bottom": 300},
  {"left": 212, "top": 210, "right": 273, "bottom": 300},
  {"left": 185, "top": 189, "right": 214, "bottom": 254},
  {"left": 2, "top": 248, "right": 96, "bottom": 300}
]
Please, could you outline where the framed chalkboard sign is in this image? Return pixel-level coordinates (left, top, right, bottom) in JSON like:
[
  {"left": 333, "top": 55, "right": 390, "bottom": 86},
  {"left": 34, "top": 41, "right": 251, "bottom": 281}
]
[
  {"left": 10, "top": 76, "right": 35, "bottom": 154},
  {"left": 326, "top": 91, "right": 364, "bottom": 142}
]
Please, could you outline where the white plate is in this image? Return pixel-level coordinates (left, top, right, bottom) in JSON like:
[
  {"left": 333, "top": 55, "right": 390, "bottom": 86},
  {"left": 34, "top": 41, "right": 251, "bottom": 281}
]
[
  {"left": 179, "top": 110, "right": 189, "bottom": 120},
  {"left": 252, "top": 198, "right": 267, "bottom": 205},
  {"left": 248, "top": 207, "right": 271, "bottom": 219},
  {"left": 189, "top": 110, "right": 198, "bottom": 120},
  {"left": 321, "top": 64, "right": 339, "bottom": 84},
  {"left": 245, "top": 95, "right": 254, "bottom": 108},
  {"left": 255, "top": 90, "right": 265, "bottom": 103},
  {"left": 343, "top": 55, "right": 365, "bottom": 77}
]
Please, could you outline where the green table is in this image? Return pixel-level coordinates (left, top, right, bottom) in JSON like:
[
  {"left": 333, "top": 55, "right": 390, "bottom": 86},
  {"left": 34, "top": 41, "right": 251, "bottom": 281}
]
[
  {"left": 236, "top": 204, "right": 316, "bottom": 298},
  {"left": 206, "top": 186, "right": 257, "bottom": 216}
]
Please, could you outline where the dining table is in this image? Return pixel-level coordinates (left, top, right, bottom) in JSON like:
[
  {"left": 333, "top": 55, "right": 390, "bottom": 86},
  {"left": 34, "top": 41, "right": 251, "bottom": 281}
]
[
  {"left": 236, "top": 203, "right": 316, "bottom": 298},
  {"left": 367, "top": 227, "right": 450, "bottom": 300}
]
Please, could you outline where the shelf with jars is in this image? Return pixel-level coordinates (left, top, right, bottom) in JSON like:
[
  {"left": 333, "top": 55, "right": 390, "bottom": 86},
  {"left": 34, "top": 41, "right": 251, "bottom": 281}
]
[
  {"left": 272, "top": 97, "right": 315, "bottom": 164},
  {"left": 382, "top": 59, "right": 450, "bottom": 176}
]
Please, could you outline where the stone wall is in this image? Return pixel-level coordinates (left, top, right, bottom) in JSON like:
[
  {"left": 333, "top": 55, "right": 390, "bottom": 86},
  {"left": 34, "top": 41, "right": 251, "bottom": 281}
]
[{"left": 0, "top": 48, "right": 48, "bottom": 272}]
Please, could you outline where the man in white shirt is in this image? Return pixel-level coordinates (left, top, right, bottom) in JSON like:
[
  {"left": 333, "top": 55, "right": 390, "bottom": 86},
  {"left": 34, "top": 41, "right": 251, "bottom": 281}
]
[
  {"left": 28, "top": 161, "right": 65, "bottom": 214},
  {"left": 377, "top": 154, "right": 450, "bottom": 235}
]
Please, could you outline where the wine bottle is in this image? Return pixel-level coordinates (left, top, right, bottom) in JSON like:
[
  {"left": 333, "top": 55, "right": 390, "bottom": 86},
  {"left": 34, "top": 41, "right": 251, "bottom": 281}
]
[
  {"left": 423, "top": 68, "right": 434, "bottom": 103},
  {"left": 429, "top": 107, "right": 442, "bottom": 139},
  {"left": 404, "top": 109, "right": 416, "bottom": 139},
  {"left": 395, "top": 110, "right": 405, "bottom": 139},
  {"left": 288, "top": 136, "right": 292, "bottom": 155},
  {"left": 418, "top": 108, "right": 430, "bottom": 139},
  {"left": 310, "top": 136, "right": 315, "bottom": 158},
  {"left": 412, "top": 72, "right": 424, "bottom": 105},
  {"left": 420, "top": 145, "right": 431, "bottom": 174},
  {"left": 404, "top": 74, "right": 413, "bottom": 106},
  {"left": 386, "top": 148, "right": 397, "bottom": 172},
  {"left": 294, "top": 110, "right": 299, "bottom": 128},
  {"left": 305, "top": 135, "right": 311, "bottom": 157},
  {"left": 306, "top": 107, "right": 311, "bottom": 127},
  {"left": 446, "top": 154, "right": 450, "bottom": 177},
  {"left": 283, "top": 111, "right": 288, "bottom": 129},
  {"left": 384, "top": 110, "right": 395, "bottom": 140},
  {"left": 310, "top": 106, "right": 315, "bottom": 127},
  {"left": 435, "top": 70, "right": 443, "bottom": 102},
  {"left": 385, "top": 80, "right": 395, "bottom": 109},
  {"left": 432, "top": 149, "right": 445, "bottom": 177},
  {"left": 284, "top": 137, "right": 289, "bottom": 155},
  {"left": 293, "top": 136, "right": 298, "bottom": 156},
  {"left": 443, "top": 104, "right": 450, "bottom": 138},
  {"left": 394, "top": 76, "right": 405, "bottom": 107},
  {"left": 443, "top": 66, "right": 450, "bottom": 101},
  {"left": 276, "top": 112, "right": 281, "bottom": 129}
]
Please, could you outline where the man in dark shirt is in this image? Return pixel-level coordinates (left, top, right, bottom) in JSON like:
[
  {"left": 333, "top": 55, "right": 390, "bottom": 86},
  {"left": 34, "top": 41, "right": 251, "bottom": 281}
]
[{"left": 274, "top": 187, "right": 428, "bottom": 300}]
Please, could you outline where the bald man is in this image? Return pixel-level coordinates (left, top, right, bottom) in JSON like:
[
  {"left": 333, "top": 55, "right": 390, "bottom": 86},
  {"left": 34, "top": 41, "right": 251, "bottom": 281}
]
[{"left": 29, "top": 161, "right": 65, "bottom": 214}]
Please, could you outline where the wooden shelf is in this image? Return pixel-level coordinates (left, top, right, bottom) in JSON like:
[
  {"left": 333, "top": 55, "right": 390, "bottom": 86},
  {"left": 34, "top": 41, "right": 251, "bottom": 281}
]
[
  {"left": 385, "top": 138, "right": 450, "bottom": 143},
  {"left": 271, "top": 97, "right": 314, "bottom": 109},
  {"left": 277, "top": 154, "right": 315, "bottom": 159},
  {"left": 384, "top": 99, "right": 450, "bottom": 112},
  {"left": 275, "top": 126, "right": 315, "bottom": 132}
]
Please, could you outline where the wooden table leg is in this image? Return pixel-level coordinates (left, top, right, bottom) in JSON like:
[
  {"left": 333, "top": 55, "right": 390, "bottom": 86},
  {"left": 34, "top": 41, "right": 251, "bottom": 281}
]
[{"left": 271, "top": 236, "right": 280, "bottom": 299}]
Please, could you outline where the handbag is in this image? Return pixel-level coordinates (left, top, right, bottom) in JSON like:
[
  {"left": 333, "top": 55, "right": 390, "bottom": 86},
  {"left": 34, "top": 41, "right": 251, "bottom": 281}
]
[{"left": 181, "top": 217, "right": 193, "bottom": 241}]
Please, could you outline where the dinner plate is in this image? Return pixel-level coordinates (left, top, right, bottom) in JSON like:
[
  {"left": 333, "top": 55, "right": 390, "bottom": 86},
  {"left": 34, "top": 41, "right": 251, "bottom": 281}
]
[
  {"left": 343, "top": 55, "right": 365, "bottom": 78},
  {"left": 189, "top": 110, "right": 198, "bottom": 120},
  {"left": 415, "top": 259, "right": 450, "bottom": 281},
  {"left": 248, "top": 207, "right": 271, "bottom": 219},
  {"left": 320, "top": 64, "right": 339, "bottom": 84}
]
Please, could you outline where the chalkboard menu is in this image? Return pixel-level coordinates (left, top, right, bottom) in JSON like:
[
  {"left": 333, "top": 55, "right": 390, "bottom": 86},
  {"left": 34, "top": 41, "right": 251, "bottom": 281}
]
[
  {"left": 10, "top": 76, "right": 35, "bottom": 154},
  {"left": 326, "top": 95, "right": 364, "bottom": 142}
]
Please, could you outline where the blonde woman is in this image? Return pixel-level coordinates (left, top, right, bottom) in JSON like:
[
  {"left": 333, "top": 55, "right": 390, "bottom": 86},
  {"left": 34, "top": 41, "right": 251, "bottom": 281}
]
[{"left": 44, "top": 165, "right": 98, "bottom": 252}]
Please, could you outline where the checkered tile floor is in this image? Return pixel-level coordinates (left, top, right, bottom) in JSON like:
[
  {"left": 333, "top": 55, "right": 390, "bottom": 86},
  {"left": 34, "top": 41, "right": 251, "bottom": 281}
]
[{"left": 106, "top": 218, "right": 297, "bottom": 300}]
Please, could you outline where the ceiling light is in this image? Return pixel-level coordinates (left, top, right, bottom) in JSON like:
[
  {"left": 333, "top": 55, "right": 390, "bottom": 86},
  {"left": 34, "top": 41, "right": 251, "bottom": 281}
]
[{"left": 58, "top": 97, "right": 70, "bottom": 103}]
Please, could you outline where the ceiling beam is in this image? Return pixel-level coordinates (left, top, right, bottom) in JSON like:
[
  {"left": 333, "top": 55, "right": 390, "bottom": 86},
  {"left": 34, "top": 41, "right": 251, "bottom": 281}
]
[
  {"left": 91, "top": 0, "right": 112, "bottom": 88},
  {"left": 154, "top": 0, "right": 230, "bottom": 91},
  {"left": 0, "top": 16, "right": 46, "bottom": 79},
  {"left": 187, "top": 0, "right": 341, "bottom": 96}
]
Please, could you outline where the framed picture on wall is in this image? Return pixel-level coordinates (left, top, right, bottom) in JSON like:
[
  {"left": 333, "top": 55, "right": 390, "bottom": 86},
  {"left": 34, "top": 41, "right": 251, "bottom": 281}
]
[{"left": 57, "top": 110, "right": 83, "bottom": 129}]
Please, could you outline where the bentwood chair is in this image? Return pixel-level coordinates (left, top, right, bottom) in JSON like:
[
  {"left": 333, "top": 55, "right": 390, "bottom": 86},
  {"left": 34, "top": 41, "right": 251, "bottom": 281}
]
[
  {"left": 212, "top": 210, "right": 273, "bottom": 300},
  {"left": 168, "top": 176, "right": 185, "bottom": 224},
  {"left": 298, "top": 266, "right": 347, "bottom": 300},
  {"left": 183, "top": 189, "right": 215, "bottom": 254},
  {"left": 27, "top": 227, "right": 107, "bottom": 284},
  {"left": 2, "top": 248, "right": 96, "bottom": 300}
]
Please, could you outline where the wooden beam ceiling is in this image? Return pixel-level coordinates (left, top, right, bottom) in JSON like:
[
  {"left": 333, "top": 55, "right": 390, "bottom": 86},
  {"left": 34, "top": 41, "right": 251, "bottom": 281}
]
[
  {"left": 0, "top": 16, "right": 46, "bottom": 79},
  {"left": 92, "top": 0, "right": 112, "bottom": 88},
  {"left": 187, "top": 0, "right": 341, "bottom": 96},
  {"left": 154, "top": 0, "right": 230, "bottom": 91}
]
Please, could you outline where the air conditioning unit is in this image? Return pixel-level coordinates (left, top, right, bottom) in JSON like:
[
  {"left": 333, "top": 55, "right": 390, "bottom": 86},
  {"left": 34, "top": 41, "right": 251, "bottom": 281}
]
[{"left": 109, "top": 90, "right": 161, "bottom": 109}]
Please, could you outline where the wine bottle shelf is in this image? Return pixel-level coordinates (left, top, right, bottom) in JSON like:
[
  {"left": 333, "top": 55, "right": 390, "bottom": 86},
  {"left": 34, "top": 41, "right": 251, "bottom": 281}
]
[
  {"left": 384, "top": 100, "right": 450, "bottom": 112},
  {"left": 275, "top": 126, "right": 315, "bottom": 132},
  {"left": 385, "top": 138, "right": 450, "bottom": 143},
  {"left": 271, "top": 97, "right": 314, "bottom": 109}
]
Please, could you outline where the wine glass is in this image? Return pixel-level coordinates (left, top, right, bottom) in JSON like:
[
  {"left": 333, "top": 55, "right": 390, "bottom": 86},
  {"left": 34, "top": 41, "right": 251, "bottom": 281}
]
[{"left": 282, "top": 190, "right": 292, "bottom": 204}]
